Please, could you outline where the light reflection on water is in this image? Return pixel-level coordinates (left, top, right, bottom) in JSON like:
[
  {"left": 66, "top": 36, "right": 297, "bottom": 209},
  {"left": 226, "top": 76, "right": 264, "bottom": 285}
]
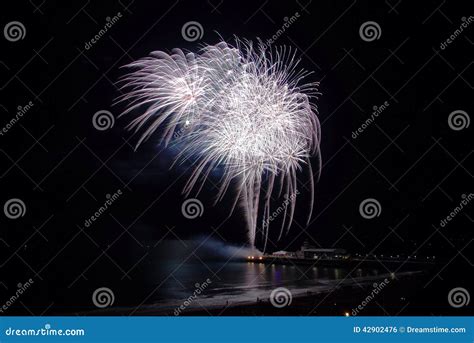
[{"left": 147, "top": 260, "right": 381, "bottom": 307}]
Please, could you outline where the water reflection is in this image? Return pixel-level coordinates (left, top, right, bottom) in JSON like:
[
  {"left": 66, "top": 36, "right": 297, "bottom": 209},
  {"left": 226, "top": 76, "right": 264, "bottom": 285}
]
[{"left": 147, "top": 260, "right": 380, "bottom": 307}]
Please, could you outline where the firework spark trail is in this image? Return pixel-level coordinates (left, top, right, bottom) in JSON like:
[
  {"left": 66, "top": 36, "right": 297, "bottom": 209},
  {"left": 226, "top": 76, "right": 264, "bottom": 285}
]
[{"left": 118, "top": 38, "right": 321, "bottom": 251}]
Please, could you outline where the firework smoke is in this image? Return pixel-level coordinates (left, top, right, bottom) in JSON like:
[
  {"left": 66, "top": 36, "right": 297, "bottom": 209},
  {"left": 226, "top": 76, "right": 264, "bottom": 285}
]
[{"left": 118, "top": 37, "right": 321, "bottom": 250}]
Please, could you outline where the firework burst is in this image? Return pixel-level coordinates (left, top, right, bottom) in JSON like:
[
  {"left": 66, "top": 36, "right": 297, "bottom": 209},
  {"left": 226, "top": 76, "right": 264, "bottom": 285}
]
[{"left": 118, "top": 37, "right": 321, "bottom": 250}]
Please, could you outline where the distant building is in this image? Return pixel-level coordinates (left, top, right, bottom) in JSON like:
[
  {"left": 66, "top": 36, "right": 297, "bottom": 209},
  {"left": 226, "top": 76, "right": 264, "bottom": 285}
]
[
  {"left": 272, "top": 250, "right": 297, "bottom": 258},
  {"left": 300, "top": 248, "right": 347, "bottom": 259},
  {"left": 264, "top": 241, "right": 348, "bottom": 260},
  {"left": 297, "top": 241, "right": 348, "bottom": 259}
]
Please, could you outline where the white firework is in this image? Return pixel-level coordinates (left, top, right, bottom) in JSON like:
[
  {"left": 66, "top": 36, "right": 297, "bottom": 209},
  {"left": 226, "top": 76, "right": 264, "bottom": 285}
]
[{"left": 118, "top": 37, "right": 321, "bottom": 250}]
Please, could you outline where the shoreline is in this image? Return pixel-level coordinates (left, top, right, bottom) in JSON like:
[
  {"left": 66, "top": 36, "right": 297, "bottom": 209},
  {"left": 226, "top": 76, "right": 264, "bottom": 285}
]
[
  {"left": 178, "top": 271, "right": 422, "bottom": 316},
  {"left": 88, "top": 271, "right": 427, "bottom": 316}
]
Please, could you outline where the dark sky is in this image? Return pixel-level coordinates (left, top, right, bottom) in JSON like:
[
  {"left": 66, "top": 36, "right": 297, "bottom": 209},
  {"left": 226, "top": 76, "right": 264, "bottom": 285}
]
[{"left": 1, "top": 0, "right": 472, "bottom": 314}]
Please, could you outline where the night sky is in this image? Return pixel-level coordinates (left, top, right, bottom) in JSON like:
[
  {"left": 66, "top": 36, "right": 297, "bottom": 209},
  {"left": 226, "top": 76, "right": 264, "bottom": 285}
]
[{"left": 1, "top": 0, "right": 472, "bottom": 315}]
